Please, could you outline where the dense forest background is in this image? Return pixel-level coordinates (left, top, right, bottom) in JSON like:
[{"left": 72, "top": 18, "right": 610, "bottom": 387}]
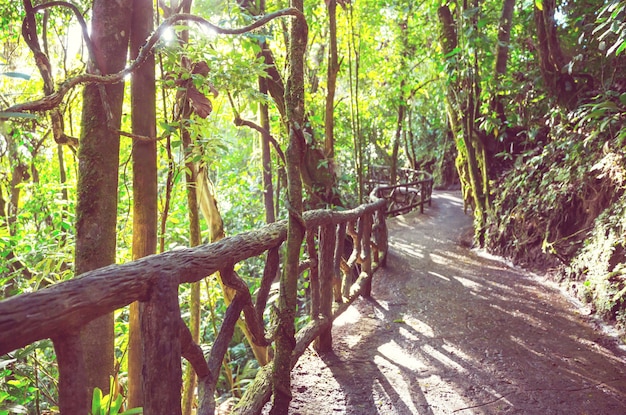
[{"left": 1, "top": 0, "right": 625, "bottom": 413}]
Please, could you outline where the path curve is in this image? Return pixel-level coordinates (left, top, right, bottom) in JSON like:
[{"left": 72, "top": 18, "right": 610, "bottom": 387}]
[{"left": 270, "top": 191, "right": 626, "bottom": 414}]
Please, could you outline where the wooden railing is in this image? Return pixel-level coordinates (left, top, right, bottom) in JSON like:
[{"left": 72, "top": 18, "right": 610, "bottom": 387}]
[
  {"left": 367, "top": 165, "right": 434, "bottom": 216},
  {"left": 0, "top": 197, "right": 388, "bottom": 415}
]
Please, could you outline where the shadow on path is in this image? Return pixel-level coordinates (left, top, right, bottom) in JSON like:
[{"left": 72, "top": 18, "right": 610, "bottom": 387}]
[{"left": 287, "top": 191, "right": 626, "bottom": 414}]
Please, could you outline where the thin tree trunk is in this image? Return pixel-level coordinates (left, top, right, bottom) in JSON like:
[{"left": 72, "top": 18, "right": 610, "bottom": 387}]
[
  {"left": 128, "top": 0, "right": 157, "bottom": 409},
  {"left": 492, "top": 0, "right": 516, "bottom": 123},
  {"left": 74, "top": 0, "right": 131, "bottom": 403},
  {"left": 175, "top": 3, "right": 202, "bottom": 414},
  {"left": 534, "top": 0, "right": 575, "bottom": 107},
  {"left": 495, "top": 0, "right": 515, "bottom": 78},
  {"left": 390, "top": 79, "right": 406, "bottom": 186},
  {"left": 259, "top": 75, "right": 276, "bottom": 224},
  {"left": 325, "top": 0, "right": 339, "bottom": 159},
  {"left": 348, "top": 4, "right": 363, "bottom": 201},
  {"left": 270, "top": 2, "right": 307, "bottom": 412},
  {"left": 181, "top": 129, "right": 202, "bottom": 415}
]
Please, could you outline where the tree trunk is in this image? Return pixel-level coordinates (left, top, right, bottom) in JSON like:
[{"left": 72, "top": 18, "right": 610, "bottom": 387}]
[
  {"left": 325, "top": 0, "right": 339, "bottom": 159},
  {"left": 174, "top": 4, "right": 203, "bottom": 414},
  {"left": 181, "top": 120, "right": 203, "bottom": 415},
  {"left": 75, "top": 0, "right": 131, "bottom": 403},
  {"left": 127, "top": 0, "right": 157, "bottom": 409},
  {"left": 492, "top": 0, "right": 515, "bottom": 123},
  {"left": 438, "top": 4, "right": 488, "bottom": 243},
  {"left": 259, "top": 75, "right": 276, "bottom": 224},
  {"left": 347, "top": 5, "right": 363, "bottom": 201},
  {"left": 390, "top": 81, "right": 406, "bottom": 186},
  {"left": 270, "top": 3, "right": 307, "bottom": 413},
  {"left": 495, "top": 0, "right": 516, "bottom": 78},
  {"left": 534, "top": 0, "right": 576, "bottom": 107}
]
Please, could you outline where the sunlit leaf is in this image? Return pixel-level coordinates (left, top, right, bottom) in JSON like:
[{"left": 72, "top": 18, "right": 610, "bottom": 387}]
[
  {"left": 2, "top": 71, "right": 30, "bottom": 80},
  {"left": 0, "top": 112, "right": 38, "bottom": 119},
  {"left": 91, "top": 387, "right": 102, "bottom": 415}
]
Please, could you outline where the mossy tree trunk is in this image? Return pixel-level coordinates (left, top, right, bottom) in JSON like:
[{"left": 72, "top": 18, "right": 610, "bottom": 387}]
[
  {"left": 128, "top": 0, "right": 157, "bottom": 409},
  {"left": 438, "top": 4, "right": 489, "bottom": 244},
  {"left": 74, "top": 0, "right": 131, "bottom": 402},
  {"left": 270, "top": 3, "right": 307, "bottom": 413}
]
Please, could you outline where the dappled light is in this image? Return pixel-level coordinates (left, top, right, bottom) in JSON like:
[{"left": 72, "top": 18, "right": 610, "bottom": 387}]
[
  {"left": 287, "top": 192, "right": 626, "bottom": 414},
  {"left": 1, "top": 0, "right": 625, "bottom": 412}
]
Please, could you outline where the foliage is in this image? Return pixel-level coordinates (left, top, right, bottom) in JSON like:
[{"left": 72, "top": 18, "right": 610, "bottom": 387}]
[
  {"left": 485, "top": 87, "right": 626, "bottom": 325},
  {"left": 1, "top": 342, "right": 58, "bottom": 415},
  {"left": 595, "top": 0, "right": 626, "bottom": 56},
  {"left": 1, "top": 0, "right": 625, "bottom": 411},
  {"left": 90, "top": 378, "right": 142, "bottom": 415}
]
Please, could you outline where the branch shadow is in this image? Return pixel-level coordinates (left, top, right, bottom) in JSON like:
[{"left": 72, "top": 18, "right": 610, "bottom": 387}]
[{"left": 290, "top": 191, "right": 626, "bottom": 414}]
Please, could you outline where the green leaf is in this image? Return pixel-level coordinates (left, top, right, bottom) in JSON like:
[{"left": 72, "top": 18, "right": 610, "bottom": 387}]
[
  {"left": 2, "top": 71, "right": 30, "bottom": 80},
  {"left": 619, "top": 93, "right": 626, "bottom": 106},
  {"left": 535, "top": 0, "right": 543, "bottom": 10},
  {"left": 444, "top": 47, "right": 461, "bottom": 58},
  {"left": 0, "top": 112, "right": 39, "bottom": 119},
  {"left": 120, "top": 409, "right": 143, "bottom": 415},
  {"left": 92, "top": 387, "right": 103, "bottom": 415},
  {"left": 109, "top": 394, "right": 124, "bottom": 415}
]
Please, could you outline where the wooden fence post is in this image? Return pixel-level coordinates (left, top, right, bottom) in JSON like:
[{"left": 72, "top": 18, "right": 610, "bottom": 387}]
[
  {"left": 307, "top": 228, "right": 320, "bottom": 319},
  {"left": 334, "top": 223, "right": 347, "bottom": 301},
  {"left": 315, "top": 223, "right": 335, "bottom": 352},
  {"left": 361, "top": 214, "right": 373, "bottom": 297},
  {"left": 53, "top": 332, "right": 90, "bottom": 414},
  {"left": 141, "top": 273, "right": 182, "bottom": 415}
]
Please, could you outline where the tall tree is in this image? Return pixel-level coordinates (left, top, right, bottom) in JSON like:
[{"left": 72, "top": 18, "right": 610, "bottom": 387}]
[
  {"left": 74, "top": 0, "right": 131, "bottom": 399},
  {"left": 127, "top": 0, "right": 157, "bottom": 409},
  {"left": 325, "top": 0, "right": 340, "bottom": 159},
  {"left": 534, "top": 0, "right": 577, "bottom": 108},
  {"left": 438, "top": 2, "right": 489, "bottom": 242},
  {"left": 270, "top": 2, "right": 307, "bottom": 413}
]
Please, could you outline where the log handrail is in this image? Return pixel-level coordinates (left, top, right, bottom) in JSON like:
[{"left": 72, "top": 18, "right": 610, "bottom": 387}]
[
  {"left": 368, "top": 164, "right": 434, "bottom": 216},
  {"left": 0, "top": 197, "right": 392, "bottom": 414},
  {"left": 0, "top": 165, "right": 432, "bottom": 413}
]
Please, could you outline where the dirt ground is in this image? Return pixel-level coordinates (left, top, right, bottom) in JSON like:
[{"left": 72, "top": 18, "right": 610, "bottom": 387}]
[{"left": 274, "top": 190, "right": 626, "bottom": 414}]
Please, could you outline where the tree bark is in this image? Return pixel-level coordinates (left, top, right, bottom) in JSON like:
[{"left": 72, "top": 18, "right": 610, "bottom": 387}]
[
  {"left": 271, "top": 4, "right": 307, "bottom": 411},
  {"left": 492, "top": 0, "right": 516, "bottom": 123},
  {"left": 128, "top": 0, "right": 157, "bottom": 409},
  {"left": 75, "top": 0, "right": 131, "bottom": 401},
  {"left": 259, "top": 75, "right": 276, "bottom": 224},
  {"left": 534, "top": 0, "right": 575, "bottom": 107},
  {"left": 495, "top": 0, "right": 516, "bottom": 77},
  {"left": 438, "top": 4, "right": 488, "bottom": 242},
  {"left": 0, "top": 200, "right": 386, "bottom": 356},
  {"left": 325, "top": 0, "right": 339, "bottom": 159},
  {"left": 181, "top": 126, "right": 203, "bottom": 415}
]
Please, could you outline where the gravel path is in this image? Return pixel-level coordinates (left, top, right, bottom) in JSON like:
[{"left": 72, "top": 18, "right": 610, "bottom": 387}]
[{"left": 280, "top": 190, "right": 626, "bottom": 414}]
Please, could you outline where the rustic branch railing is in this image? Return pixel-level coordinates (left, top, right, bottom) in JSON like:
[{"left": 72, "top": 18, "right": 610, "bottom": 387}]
[
  {"left": 367, "top": 165, "right": 434, "bottom": 216},
  {"left": 0, "top": 197, "right": 388, "bottom": 415}
]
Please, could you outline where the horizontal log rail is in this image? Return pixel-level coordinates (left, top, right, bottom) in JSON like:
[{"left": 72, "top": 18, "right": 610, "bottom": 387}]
[
  {"left": 367, "top": 165, "right": 434, "bottom": 216},
  {"left": 0, "top": 197, "right": 389, "bottom": 414}
]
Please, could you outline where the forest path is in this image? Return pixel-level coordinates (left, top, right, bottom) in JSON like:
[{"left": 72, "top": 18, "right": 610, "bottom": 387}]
[{"left": 279, "top": 190, "right": 626, "bottom": 414}]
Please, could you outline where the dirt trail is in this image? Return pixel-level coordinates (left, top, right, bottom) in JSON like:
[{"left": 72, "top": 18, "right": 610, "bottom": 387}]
[{"left": 280, "top": 190, "right": 626, "bottom": 414}]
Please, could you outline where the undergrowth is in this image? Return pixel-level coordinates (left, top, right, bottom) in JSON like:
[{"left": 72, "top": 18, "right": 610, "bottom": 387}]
[{"left": 485, "top": 91, "right": 626, "bottom": 329}]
